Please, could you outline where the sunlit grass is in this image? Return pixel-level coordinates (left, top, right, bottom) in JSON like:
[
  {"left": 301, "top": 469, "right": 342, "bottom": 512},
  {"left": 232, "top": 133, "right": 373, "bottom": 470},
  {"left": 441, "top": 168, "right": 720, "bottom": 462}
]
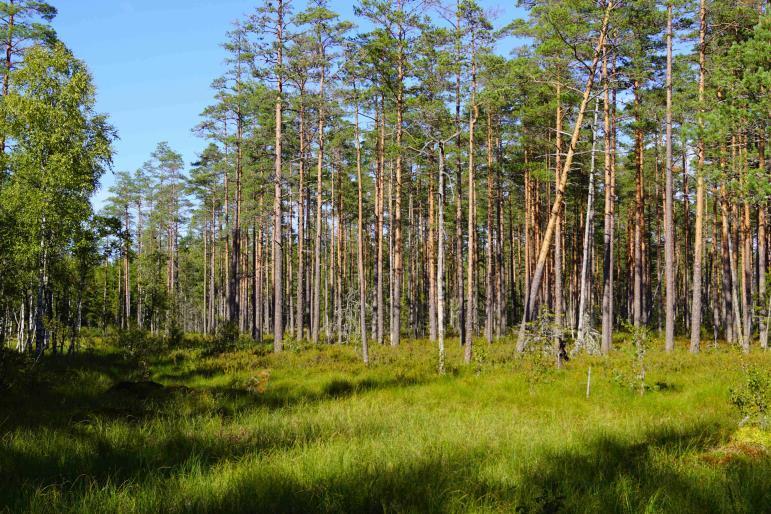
[{"left": 1, "top": 335, "right": 768, "bottom": 513}]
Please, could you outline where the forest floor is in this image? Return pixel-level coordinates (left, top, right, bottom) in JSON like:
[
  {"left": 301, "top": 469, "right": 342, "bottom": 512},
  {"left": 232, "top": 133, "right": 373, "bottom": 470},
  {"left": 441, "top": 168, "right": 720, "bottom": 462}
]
[{"left": 0, "top": 333, "right": 769, "bottom": 513}]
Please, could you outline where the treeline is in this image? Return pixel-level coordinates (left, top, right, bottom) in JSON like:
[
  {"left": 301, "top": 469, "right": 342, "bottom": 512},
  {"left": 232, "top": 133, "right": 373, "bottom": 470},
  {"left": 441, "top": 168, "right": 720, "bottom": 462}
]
[{"left": 0, "top": 0, "right": 769, "bottom": 367}]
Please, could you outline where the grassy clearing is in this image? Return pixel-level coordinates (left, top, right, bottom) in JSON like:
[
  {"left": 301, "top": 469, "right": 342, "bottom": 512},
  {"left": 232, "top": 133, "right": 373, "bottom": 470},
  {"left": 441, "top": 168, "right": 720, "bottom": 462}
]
[{"left": 1, "top": 336, "right": 769, "bottom": 513}]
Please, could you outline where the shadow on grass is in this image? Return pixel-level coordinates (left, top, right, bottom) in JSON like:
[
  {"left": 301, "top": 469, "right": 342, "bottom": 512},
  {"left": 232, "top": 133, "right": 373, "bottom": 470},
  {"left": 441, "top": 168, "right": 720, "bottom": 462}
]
[
  {"left": 192, "top": 423, "right": 770, "bottom": 514},
  {"left": 200, "top": 372, "right": 429, "bottom": 418},
  {"left": 0, "top": 350, "right": 146, "bottom": 429},
  {"left": 2, "top": 421, "right": 768, "bottom": 513},
  {"left": 0, "top": 345, "right": 431, "bottom": 434}
]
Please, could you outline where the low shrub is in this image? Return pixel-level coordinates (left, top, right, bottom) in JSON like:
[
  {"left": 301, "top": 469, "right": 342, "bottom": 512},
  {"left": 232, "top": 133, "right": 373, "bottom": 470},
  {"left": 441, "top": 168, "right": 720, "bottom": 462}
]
[{"left": 730, "top": 365, "right": 769, "bottom": 429}]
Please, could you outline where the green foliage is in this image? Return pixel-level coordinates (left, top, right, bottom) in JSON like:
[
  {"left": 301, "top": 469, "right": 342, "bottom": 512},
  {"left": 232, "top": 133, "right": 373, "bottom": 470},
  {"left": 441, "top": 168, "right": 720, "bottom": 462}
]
[{"left": 730, "top": 366, "right": 770, "bottom": 429}]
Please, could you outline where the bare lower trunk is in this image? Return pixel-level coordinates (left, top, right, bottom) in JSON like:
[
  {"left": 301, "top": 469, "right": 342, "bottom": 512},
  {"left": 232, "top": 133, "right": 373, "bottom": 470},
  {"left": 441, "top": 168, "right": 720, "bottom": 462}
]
[
  {"left": 354, "top": 92, "right": 368, "bottom": 363},
  {"left": 296, "top": 103, "right": 306, "bottom": 341},
  {"left": 465, "top": 44, "right": 478, "bottom": 363},
  {"left": 553, "top": 80, "right": 565, "bottom": 365},
  {"left": 576, "top": 98, "right": 600, "bottom": 349},
  {"left": 376, "top": 99, "right": 385, "bottom": 345},
  {"left": 633, "top": 83, "right": 644, "bottom": 327},
  {"left": 601, "top": 45, "right": 614, "bottom": 355},
  {"left": 437, "top": 143, "right": 447, "bottom": 374}
]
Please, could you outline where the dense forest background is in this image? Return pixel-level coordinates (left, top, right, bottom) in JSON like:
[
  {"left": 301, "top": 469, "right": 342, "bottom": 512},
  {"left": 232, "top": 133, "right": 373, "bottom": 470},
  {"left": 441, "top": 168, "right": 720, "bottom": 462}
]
[{"left": 1, "top": 0, "right": 769, "bottom": 366}]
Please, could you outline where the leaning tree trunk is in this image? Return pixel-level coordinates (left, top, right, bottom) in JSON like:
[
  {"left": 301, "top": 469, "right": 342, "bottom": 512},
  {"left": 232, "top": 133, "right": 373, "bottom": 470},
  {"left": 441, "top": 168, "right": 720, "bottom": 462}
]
[
  {"left": 517, "top": 0, "right": 613, "bottom": 352},
  {"left": 553, "top": 79, "right": 565, "bottom": 365}
]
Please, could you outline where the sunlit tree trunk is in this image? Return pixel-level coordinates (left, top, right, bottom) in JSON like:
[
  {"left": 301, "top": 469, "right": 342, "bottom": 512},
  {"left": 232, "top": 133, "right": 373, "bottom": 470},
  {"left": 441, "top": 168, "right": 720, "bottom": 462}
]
[
  {"left": 577, "top": 97, "right": 600, "bottom": 349},
  {"left": 485, "top": 110, "right": 495, "bottom": 345},
  {"left": 690, "top": 0, "right": 707, "bottom": 352},
  {"left": 554, "top": 79, "right": 565, "bottom": 364},
  {"left": 354, "top": 90, "right": 368, "bottom": 363},
  {"left": 601, "top": 43, "right": 614, "bottom": 354},
  {"left": 465, "top": 36, "right": 478, "bottom": 363},
  {"left": 437, "top": 142, "right": 447, "bottom": 374},
  {"left": 664, "top": 3, "right": 675, "bottom": 352},
  {"left": 272, "top": 0, "right": 284, "bottom": 352},
  {"left": 391, "top": 0, "right": 405, "bottom": 347}
]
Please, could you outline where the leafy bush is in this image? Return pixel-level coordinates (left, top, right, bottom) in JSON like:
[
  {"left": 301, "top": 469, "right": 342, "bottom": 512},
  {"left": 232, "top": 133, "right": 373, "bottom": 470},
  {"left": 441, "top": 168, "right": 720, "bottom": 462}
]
[
  {"left": 611, "top": 323, "right": 652, "bottom": 395},
  {"left": 166, "top": 323, "right": 185, "bottom": 349},
  {"left": 730, "top": 366, "right": 769, "bottom": 429},
  {"left": 116, "top": 328, "right": 163, "bottom": 358},
  {"left": 205, "top": 321, "right": 239, "bottom": 356}
]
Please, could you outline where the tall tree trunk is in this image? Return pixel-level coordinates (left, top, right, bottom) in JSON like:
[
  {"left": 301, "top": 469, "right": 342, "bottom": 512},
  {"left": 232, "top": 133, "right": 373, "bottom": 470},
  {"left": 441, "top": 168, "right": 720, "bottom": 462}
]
[
  {"left": 296, "top": 101, "right": 306, "bottom": 341},
  {"left": 428, "top": 151, "right": 437, "bottom": 342},
  {"left": 721, "top": 184, "right": 745, "bottom": 349},
  {"left": 485, "top": 110, "right": 495, "bottom": 345},
  {"left": 454, "top": 1, "right": 465, "bottom": 347},
  {"left": 391, "top": 5, "right": 405, "bottom": 347},
  {"left": 741, "top": 136, "right": 752, "bottom": 346},
  {"left": 376, "top": 98, "right": 385, "bottom": 345},
  {"left": 124, "top": 206, "right": 131, "bottom": 329},
  {"left": 437, "top": 142, "right": 448, "bottom": 374},
  {"left": 311, "top": 49, "right": 327, "bottom": 345},
  {"left": 577, "top": 97, "right": 600, "bottom": 349},
  {"left": 465, "top": 40, "right": 478, "bottom": 363},
  {"left": 335, "top": 153, "right": 343, "bottom": 344},
  {"left": 229, "top": 107, "right": 243, "bottom": 327},
  {"left": 272, "top": 0, "right": 284, "bottom": 352},
  {"left": 554, "top": 79, "right": 565, "bottom": 364},
  {"left": 601, "top": 44, "right": 615, "bottom": 355},
  {"left": 690, "top": 0, "right": 707, "bottom": 352},
  {"left": 354, "top": 91, "right": 368, "bottom": 363},
  {"left": 664, "top": 3, "right": 676, "bottom": 352},
  {"left": 633, "top": 81, "right": 645, "bottom": 328}
]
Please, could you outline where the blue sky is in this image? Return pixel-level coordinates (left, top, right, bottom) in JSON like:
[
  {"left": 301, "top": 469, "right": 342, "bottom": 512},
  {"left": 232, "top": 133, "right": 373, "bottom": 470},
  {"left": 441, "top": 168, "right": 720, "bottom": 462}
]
[{"left": 52, "top": 1, "right": 526, "bottom": 208}]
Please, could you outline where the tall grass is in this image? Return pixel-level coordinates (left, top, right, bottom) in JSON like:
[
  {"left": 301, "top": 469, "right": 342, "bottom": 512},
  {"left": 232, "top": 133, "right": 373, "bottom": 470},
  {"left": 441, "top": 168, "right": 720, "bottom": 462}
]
[{"left": 1, "top": 336, "right": 768, "bottom": 513}]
